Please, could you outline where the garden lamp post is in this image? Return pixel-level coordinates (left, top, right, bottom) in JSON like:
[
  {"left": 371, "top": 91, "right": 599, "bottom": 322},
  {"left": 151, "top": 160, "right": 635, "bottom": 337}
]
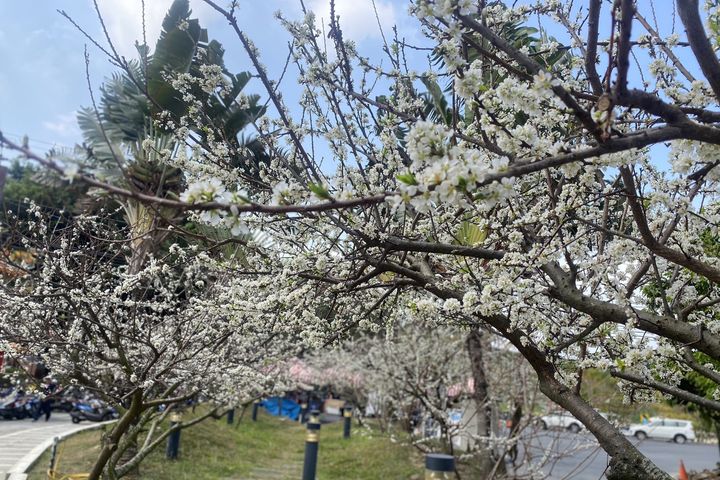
[
  {"left": 299, "top": 402, "right": 308, "bottom": 423},
  {"left": 343, "top": 405, "right": 353, "bottom": 439},
  {"left": 227, "top": 407, "right": 235, "bottom": 424},
  {"left": 166, "top": 411, "right": 182, "bottom": 460},
  {"left": 302, "top": 411, "right": 321, "bottom": 480}
]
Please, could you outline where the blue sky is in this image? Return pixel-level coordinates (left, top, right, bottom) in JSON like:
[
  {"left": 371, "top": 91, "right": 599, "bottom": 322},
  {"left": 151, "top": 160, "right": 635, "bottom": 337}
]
[
  {"left": 0, "top": 0, "right": 700, "bottom": 166},
  {"left": 0, "top": 0, "right": 414, "bottom": 156}
]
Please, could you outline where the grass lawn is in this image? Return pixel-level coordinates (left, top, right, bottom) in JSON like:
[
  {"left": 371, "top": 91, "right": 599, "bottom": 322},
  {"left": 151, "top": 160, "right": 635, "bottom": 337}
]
[{"left": 27, "top": 409, "right": 422, "bottom": 479}]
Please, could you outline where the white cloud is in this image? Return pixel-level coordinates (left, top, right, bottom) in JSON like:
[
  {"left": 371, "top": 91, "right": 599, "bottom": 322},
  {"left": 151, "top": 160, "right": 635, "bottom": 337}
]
[
  {"left": 94, "top": 0, "right": 217, "bottom": 58},
  {"left": 43, "top": 112, "right": 81, "bottom": 138},
  {"left": 304, "top": 0, "right": 397, "bottom": 43}
]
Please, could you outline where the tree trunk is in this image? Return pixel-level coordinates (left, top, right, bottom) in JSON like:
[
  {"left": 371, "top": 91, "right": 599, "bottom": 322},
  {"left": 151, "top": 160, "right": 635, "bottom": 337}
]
[
  {"left": 466, "top": 329, "right": 505, "bottom": 478},
  {"left": 492, "top": 322, "right": 672, "bottom": 480},
  {"left": 87, "top": 391, "right": 143, "bottom": 480},
  {"left": 106, "top": 222, "right": 155, "bottom": 478},
  {"left": 112, "top": 424, "right": 140, "bottom": 479},
  {"left": 507, "top": 400, "right": 522, "bottom": 466},
  {"left": 470, "top": 311, "right": 675, "bottom": 480},
  {"left": 536, "top": 374, "right": 670, "bottom": 479}
]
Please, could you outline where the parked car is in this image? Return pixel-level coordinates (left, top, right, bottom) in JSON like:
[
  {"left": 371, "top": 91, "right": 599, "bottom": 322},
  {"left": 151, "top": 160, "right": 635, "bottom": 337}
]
[
  {"left": 624, "top": 417, "right": 695, "bottom": 443},
  {"left": 539, "top": 411, "right": 583, "bottom": 433}
]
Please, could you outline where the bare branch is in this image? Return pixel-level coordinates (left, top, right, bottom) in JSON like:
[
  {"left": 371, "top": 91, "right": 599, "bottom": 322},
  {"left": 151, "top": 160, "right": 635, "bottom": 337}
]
[
  {"left": 677, "top": 0, "right": 720, "bottom": 100},
  {"left": 612, "top": 369, "right": 720, "bottom": 413}
]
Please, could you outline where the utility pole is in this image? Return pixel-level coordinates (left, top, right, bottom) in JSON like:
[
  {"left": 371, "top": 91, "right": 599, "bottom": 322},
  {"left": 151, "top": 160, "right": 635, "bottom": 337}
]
[{"left": 0, "top": 159, "right": 7, "bottom": 207}]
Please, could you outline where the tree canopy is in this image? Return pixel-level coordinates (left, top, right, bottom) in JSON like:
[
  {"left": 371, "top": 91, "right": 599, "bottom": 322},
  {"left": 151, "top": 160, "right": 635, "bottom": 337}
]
[{"left": 3, "top": 1, "right": 720, "bottom": 479}]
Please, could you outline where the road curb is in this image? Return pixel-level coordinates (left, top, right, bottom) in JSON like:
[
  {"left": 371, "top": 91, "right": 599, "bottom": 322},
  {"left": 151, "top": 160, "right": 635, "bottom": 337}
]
[{"left": 5, "top": 420, "right": 115, "bottom": 480}]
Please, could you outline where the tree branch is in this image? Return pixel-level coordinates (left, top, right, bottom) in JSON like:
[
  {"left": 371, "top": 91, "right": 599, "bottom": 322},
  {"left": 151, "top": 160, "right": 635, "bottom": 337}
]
[
  {"left": 542, "top": 262, "right": 720, "bottom": 359},
  {"left": 614, "top": 0, "right": 635, "bottom": 96},
  {"left": 586, "top": 0, "right": 604, "bottom": 94},
  {"left": 619, "top": 166, "right": 720, "bottom": 284},
  {"left": 611, "top": 369, "right": 720, "bottom": 413},
  {"left": 677, "top": 0, "right": 720, "bottom": 101}
]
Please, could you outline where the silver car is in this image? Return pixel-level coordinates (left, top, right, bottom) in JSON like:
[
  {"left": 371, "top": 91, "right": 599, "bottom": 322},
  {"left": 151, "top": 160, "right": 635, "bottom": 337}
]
[
  {"left": 624, "top": 417, "right": 696, "bottom": 443},
  {"left": 539, "top": 412, "right": 583, "bottom": 433}
]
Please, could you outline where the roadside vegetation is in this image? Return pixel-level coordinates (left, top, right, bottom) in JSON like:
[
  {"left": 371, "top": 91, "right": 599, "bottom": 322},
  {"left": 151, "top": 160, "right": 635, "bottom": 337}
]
[{"left": 27, "top": 411, "right": 422, "bottom": 480}]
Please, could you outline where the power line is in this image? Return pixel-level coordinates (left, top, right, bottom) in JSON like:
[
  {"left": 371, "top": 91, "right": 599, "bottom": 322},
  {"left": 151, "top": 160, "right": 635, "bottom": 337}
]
[{"left": 1, "top": 131, "right": 77, "bottom": 150}]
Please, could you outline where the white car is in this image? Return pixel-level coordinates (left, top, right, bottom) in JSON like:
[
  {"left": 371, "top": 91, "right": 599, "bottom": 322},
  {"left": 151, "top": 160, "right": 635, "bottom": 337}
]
[
  {"left": 539, "top": 412, "right": 583, "bottom": 433},
  {"left": 624, "top": 417, "right": 695, "bottom": 444}
]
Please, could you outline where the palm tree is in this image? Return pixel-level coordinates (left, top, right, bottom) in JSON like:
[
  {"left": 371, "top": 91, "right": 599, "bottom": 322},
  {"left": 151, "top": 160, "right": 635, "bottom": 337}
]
[
  {"left": 68, "top": 3, "right": 272, "bottom": 477},
  {"left": 76, "top": 0, "right": 268, "bottom": 271}
]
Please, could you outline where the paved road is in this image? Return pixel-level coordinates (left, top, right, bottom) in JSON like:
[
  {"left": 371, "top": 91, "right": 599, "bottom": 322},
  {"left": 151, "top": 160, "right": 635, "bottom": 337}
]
[
  {"left": 516, "top": 430, "right": 719, "bottom": 479},
  {"left": 0, "top": 413, "right": 99, "bottom": 479}
]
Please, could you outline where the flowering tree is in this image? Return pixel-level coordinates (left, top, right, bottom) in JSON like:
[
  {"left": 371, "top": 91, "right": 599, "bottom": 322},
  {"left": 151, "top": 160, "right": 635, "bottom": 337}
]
[
  {"left": 306, "top": 317, "right": 548, "bottom": 476},
  {"left": 5, "top": 0, "right": 720, "bottom": 478},
  {"left": 308, "top": 320, "right": 472, "bottom": 439},
  {"left": 0, "top": 206, "right": 305, "bottom": 478},
  {"left": 0, "top": 3, "right": 290, "bottom": 478},
  {"left": 306, "top": 314, "right": 609, "bottom": 479}
]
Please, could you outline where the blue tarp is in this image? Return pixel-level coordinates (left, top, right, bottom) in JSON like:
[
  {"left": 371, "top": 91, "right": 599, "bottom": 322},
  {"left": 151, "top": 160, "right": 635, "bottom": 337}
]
[{"left": 261, "top": 397, "right": 300, "bottom": 420}]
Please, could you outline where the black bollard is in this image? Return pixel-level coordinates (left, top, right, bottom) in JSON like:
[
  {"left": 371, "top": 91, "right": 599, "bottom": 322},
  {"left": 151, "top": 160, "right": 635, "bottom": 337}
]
[
  {"left": 424, "top": 453, "right": 454, "bottom": 479},
  {"left": 48, "top": 437, "right": 59, "bottom": 473},
  {"left": 252, "top": 400, "right": 260, "bottom": 421},
  {"left": 302, "top": 413, "right": 321, "bottom": 480},
  {"left": 166, "top": 412, "right": 182, "bottom": 460},
  {"left": 299, "top": 402, "right": 308, "bottom": 423},
  {"left": 227, "top": 407, "right": 235, "bottom": 425},
  {"left": 342, "top": 405, "right": 353, "bottom": 439}
]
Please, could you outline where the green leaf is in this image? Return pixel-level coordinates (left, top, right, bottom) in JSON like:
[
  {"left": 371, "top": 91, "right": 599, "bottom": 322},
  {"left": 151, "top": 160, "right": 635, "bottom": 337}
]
[
  {"left": 457, "top": 176, "right": 468, "bottom": 192},
  {"left": 161, "top": 0, "right": 190, "bottom": 31},
  {"left": 420, "top": 77, "right": 452, "bottom": 126},
  {"left": 308, "top": 183, "right": 331, "bottom": 200},
  {"left": 456, "top": 221, "right": 488, "bottom": 246},
  {"left": 396, "top": 173, "right": 418, "bottom": 186},
  {"left": 148, "top": 1, "right": 202, "bottom": 117}
]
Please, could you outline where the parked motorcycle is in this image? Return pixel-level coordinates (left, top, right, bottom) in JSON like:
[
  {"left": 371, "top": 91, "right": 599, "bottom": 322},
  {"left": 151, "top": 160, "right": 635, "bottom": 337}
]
[
  {"left": 50, "top": 392, "right": 78, "bottom": 412},
  {"left": 49, "top": 385, "right": 79, "bottom": 412},
  {"left": 0, "top": 391, "right": 36, "bottom": 420},
  {"left": 69, "top": 402, "right": 118, "bottom": 423}
]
